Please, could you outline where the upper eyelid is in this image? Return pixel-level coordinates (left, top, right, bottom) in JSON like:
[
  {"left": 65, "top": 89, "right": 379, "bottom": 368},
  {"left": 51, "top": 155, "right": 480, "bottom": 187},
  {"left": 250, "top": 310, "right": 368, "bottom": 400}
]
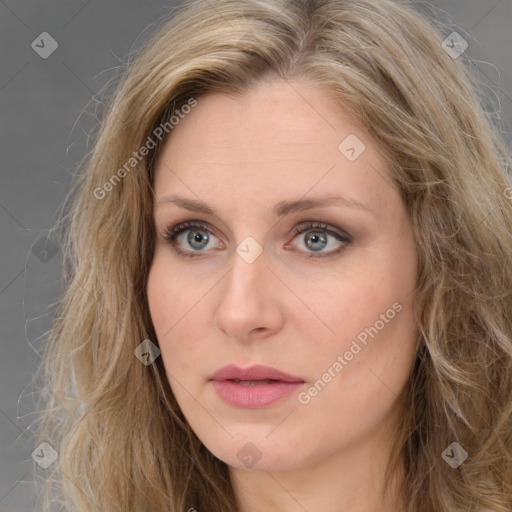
[{"left": 163, "top": 219, "right": 351, "bottom": 245}]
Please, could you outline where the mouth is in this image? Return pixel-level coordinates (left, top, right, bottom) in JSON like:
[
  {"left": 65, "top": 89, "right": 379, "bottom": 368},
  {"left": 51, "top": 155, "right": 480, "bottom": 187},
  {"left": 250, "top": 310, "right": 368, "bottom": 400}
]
[
  {"left": 209, "top": 365, "right": 305, "bottom": 408},
  {"left": 226, "top": 379, "right": 283, "bottom": 386}
]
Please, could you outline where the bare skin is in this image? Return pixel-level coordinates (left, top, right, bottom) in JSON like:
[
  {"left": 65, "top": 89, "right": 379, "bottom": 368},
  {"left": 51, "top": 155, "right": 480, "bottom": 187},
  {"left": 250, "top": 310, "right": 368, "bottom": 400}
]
[{"left": 147, "top": 78, "right": 418, "bottom": 512}]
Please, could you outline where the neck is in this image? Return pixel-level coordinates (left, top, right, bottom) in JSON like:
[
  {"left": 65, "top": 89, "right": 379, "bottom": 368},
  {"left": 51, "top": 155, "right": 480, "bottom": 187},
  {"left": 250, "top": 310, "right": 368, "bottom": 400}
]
[{"left": 229, "top": 409, "right": 407, "bottom": 512}]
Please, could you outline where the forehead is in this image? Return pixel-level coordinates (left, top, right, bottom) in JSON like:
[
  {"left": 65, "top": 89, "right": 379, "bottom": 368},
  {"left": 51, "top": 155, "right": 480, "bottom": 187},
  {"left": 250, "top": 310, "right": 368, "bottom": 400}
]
[{"left": 153, "top": 79, "right": 395, "bottom": 215}]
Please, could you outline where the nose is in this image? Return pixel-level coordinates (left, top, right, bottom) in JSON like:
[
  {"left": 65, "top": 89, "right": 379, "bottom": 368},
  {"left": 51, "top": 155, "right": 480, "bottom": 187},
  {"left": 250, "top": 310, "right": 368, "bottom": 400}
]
[{"left": 214, "top": 246, "right": 284, "bottom": 342}]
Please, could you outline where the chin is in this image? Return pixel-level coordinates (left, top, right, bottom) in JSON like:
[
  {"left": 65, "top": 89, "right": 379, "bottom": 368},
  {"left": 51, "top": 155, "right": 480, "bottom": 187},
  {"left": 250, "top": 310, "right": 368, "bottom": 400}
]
[{"left": 202, "top": 432, "right": 310, "bottom": 473}]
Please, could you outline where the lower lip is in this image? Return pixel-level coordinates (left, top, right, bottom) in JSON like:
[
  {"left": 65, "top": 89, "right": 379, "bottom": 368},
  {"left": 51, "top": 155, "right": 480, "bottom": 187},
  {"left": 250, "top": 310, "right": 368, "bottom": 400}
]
[{"left": 211, "top": 380, "right": 304, "bottom": 408}]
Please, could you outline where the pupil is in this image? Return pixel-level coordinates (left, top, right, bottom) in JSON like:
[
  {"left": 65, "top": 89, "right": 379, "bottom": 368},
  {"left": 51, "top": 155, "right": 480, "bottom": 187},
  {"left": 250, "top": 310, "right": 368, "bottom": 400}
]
[
  {"left": 306, "top": 231, "right": 327, "bottom": 251},
  {"left": 188, "top": 229, "right": 209, "bottom": 249}
]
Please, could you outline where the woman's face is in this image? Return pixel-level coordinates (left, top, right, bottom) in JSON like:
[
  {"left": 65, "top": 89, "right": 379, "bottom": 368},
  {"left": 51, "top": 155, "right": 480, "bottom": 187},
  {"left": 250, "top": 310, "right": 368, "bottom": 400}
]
[{"left": 147, "top": 79, "right": 419, "bottom": 473}]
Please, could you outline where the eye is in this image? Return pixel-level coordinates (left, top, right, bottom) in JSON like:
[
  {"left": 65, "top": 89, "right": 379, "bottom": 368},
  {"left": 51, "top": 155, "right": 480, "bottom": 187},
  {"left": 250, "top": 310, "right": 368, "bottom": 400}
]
[
  {"left": 161, "top": 220, "right": 223, "bottom": 259},
  {"left": 161, "top": 220, "right": 352, "bottom": 259},
  {"left": 286, "top": 221, "right": 352, "bottom": 258}
]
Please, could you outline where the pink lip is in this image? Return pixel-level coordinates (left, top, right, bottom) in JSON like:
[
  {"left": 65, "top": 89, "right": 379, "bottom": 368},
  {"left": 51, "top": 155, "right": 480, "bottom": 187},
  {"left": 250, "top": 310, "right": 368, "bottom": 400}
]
[{"left": 209, "top": 364, "right": 305, "bottom": 408}]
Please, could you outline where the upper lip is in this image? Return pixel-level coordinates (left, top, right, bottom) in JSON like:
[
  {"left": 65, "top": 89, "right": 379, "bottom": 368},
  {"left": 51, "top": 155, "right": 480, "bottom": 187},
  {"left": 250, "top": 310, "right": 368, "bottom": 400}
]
[{"left": 209, "top": 364, "right": 304, "bottom": 383}]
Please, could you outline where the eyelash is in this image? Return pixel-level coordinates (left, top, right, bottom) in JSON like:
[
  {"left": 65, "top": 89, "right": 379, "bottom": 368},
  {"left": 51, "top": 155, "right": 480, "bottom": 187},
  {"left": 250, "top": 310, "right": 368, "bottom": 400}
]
[{"left": 161, "top": 220, "right": 352, "bottom": 260}]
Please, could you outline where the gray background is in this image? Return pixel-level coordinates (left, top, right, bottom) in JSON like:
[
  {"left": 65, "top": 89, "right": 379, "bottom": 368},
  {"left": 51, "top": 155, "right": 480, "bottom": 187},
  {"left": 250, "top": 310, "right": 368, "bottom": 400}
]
[{"left": 1, "top": 0, "right": 511, "bottom": 510}]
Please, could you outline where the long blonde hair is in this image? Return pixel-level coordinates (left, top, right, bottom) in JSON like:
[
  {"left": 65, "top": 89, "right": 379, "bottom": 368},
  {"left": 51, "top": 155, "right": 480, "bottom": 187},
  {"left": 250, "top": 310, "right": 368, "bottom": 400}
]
[{"left": 34, "top": 0, "right": 512, "bottom": 510}]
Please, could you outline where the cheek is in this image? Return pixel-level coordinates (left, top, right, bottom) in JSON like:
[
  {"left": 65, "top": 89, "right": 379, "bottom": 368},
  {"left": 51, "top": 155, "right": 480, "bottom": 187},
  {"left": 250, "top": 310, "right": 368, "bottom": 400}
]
[
  {"left": 146, "top": 257, "right": 210, "bottom": 381},
  {"left": 294, "top": 277, "right": 417, "bottom": 451},
  {"left": 302, "top": 244, "right": 418, "bottom": 400},
  {"left": 147, "top": 258, "right": 229, "bottom": 442},
  {"left": 311, "top": 255, "right": 416, "bottom": 351},
  {"left": 147, "top": 260, "right": 174, "bottom": 338}
]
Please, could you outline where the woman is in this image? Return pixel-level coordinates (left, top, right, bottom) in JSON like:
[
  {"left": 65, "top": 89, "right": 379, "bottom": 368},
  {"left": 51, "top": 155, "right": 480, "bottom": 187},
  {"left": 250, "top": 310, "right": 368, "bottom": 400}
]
[{"left": 34, "top": 0, "right": 512, "bottom": 510}]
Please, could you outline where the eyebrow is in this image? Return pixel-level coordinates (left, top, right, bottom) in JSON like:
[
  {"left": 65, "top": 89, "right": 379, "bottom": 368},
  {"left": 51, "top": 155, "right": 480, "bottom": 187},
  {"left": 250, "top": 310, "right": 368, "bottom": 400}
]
[{"left": 154, "top": 194, "right": 375, "bottom": 217}]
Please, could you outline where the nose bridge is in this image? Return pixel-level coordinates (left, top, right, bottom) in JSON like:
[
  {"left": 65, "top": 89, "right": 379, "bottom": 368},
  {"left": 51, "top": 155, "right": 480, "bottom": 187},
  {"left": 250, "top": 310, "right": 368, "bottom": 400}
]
[
  {"left": 214, "top": 241, "right": 280, "bottom": 338},
  {"left": 224, "top": 242, "right": 267, "bottom": 304}
]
